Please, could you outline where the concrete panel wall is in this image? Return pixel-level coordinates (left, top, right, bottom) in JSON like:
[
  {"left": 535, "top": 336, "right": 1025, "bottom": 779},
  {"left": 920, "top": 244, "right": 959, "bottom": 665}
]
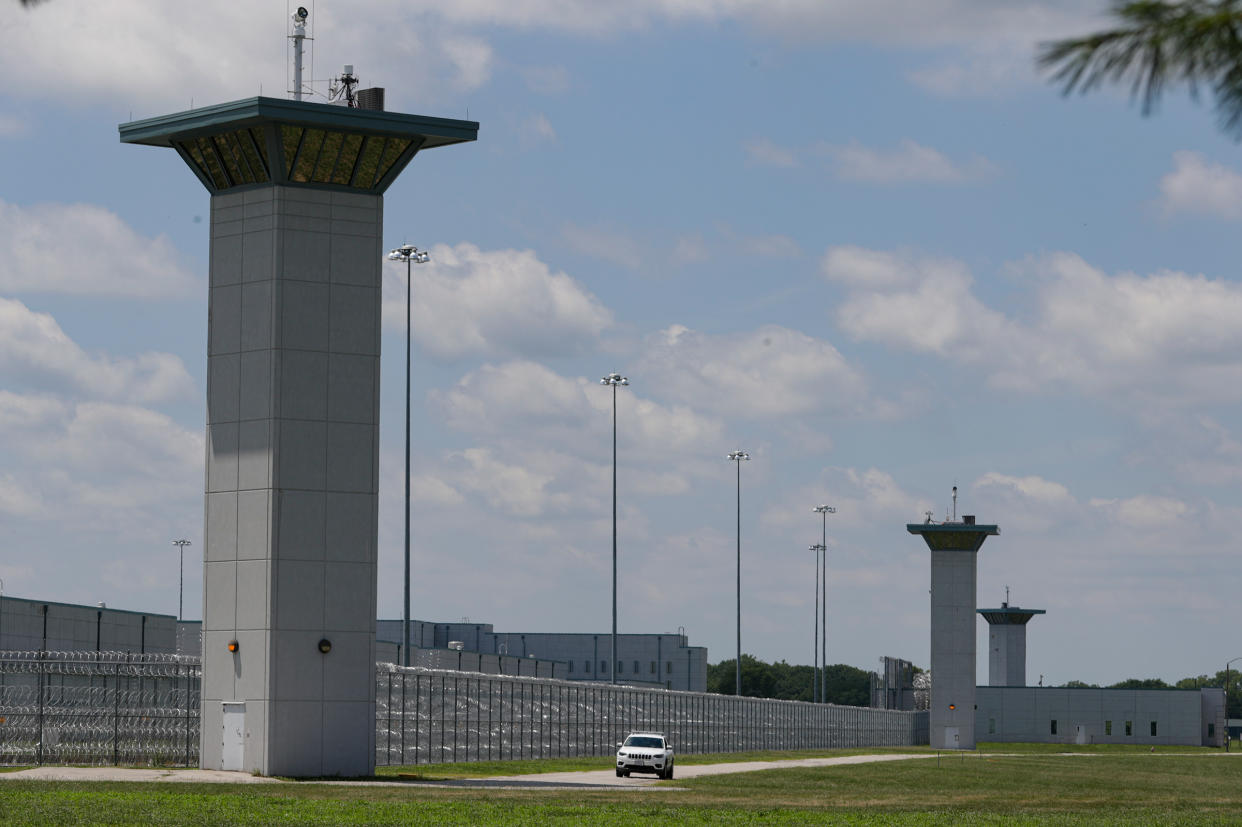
[
  {"left": 201, "top": 186, "right": 381, "bottom": 777},
  {"left": 977, "top": 686, "right": 1220, "bottom": 746},
  {"left": 988, "top": 624, "right": 1027, "bottom": 687},
  {"left": 0, "top": 597, "right": 176, "bottom": 654},
  {"left": 929, "top": 550, "right": 977, "bottom": 748}
]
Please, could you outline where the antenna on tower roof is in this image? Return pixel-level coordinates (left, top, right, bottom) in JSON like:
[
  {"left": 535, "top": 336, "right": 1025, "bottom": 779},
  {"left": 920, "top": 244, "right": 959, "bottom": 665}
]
[
  {"left": 289, "top": 6, "right": 312, "bottom": 101},
  {"left": 329, "top": 65, "right": 359, "bottom": 107}
]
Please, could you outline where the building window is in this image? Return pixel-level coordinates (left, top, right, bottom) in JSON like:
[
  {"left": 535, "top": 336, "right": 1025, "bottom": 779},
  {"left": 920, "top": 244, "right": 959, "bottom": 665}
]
[
  {"left": 1209, "top": 723, "right": 1216, "bottom": 738},
  {"left": 1151, "top": 721, "right": 1158, "bottom": 737},
  {"left": 600, "top": 660, "right": 607, "bottom": 673},
  {"left": 666, "top": 661, "right": 673, "bottom": 674},
  {"left": 988, "top": 718, "right": 995, "bottom": 735},
  {"left": 585, "top": 660, "right": 591, "bottom": 673},
  {"left": 651, "top": 661, "right": 657, "bottom": 674},
  {"left": 617, "top": 661, "right": 623, "bottom": 674},
  {"left": 1105, "top": 721, "right": 1112, "bottom": 736},
  {"left": 1050, "top": 720, "right": 1057, "bottom": 735},
  {"left": 633, "top": 660, "right": 640, "bottom": 674},
  {"left": 568, "top": 661, "right": 573, "bottom": 673},
  {"left": 1125, "top": 721, "right": 1132, "bottom": 736}
]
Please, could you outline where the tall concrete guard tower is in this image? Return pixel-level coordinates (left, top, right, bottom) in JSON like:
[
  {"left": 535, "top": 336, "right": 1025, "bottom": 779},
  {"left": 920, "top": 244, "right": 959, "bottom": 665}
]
[
  {"left": 120, "top": 97, "right": 477, "bottom": 776},
  {"left": 907, "top": 513, "right": 999, "bottom": 750},
  {"left": 977, "top": 595, "right": 1044, "bottom": 687}
]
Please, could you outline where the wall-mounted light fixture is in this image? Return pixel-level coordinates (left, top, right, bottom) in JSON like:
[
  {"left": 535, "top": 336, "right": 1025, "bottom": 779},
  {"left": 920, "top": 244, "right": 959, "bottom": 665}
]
[
  {"left": 318, "top": 639, "right": 332, "bottom": 654},
  {"left": 227, "top": 639, "right": 239, "bottom": 653}
]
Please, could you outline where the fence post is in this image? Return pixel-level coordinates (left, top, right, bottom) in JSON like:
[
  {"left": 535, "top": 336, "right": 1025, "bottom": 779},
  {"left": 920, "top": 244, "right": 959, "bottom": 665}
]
[
  {"left": 35, "top": 657, "right": 44, "bottom": 766},
  {"left": 112, "top": 660, "right": 121, "bottom": 766},
  {"left": 183, "top": 662, "right": 191, "bottom": 767}
]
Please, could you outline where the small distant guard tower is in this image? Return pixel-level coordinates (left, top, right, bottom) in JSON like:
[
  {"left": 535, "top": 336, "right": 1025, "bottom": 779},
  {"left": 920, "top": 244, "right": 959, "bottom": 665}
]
[
  {"left": 977, "top": 592, "right": 1044, "bottom": 687},
  {"left": 120, "top": 94, "right": 476, "bottom": 775},
  {"left": 907, "top": 501, "right": 999, "bottom": 750}
]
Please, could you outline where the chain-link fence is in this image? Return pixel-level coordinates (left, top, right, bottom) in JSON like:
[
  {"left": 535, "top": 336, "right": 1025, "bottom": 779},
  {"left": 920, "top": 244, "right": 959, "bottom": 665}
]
[
  {"left": 0, "top": 652, "right": 199, "bottom": 767},
  {"left": 375, "top": 664, "right": 928, "bottom": 766},
  {"left": 0, "top": 654, "right": 927, "bottom": 768}
]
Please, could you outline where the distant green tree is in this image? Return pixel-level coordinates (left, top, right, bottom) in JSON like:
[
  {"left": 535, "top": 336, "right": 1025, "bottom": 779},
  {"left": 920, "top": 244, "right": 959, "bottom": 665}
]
[
  {"left": 1061, "top": 680, "right": 1100, "bottom": 688},
  {"left": 1109, "top": 678, "right": 1172, "bottom": 690},
  {"left": 824, "top": 664, "right": 873, "bottom": 706},
  {"left": 706, "top": 655, "right": 872, "bottom": 705},
  {"left": 1209, "top": 669, "right": 1242, "bottom": 717}
]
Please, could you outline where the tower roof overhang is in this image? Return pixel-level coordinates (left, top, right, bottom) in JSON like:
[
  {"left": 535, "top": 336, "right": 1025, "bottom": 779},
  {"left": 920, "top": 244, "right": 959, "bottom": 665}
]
[
  {"left": 906, "top": 522, "right": 999, "bottom": 552},
  {"left": 119, "top": 96, "right": 478, "bottom": 195},
  {"left": 977, "top": 607, "right": 1045, "bottom": 624}
]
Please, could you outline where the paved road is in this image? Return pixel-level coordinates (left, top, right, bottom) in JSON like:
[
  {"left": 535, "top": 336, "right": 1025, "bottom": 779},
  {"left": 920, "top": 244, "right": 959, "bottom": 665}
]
[
  {"left": 442, "top": 752, "right": 937, "bottom": 789},
  {"left": 0, "top": 753, "right": 936, "bottom": 789}
]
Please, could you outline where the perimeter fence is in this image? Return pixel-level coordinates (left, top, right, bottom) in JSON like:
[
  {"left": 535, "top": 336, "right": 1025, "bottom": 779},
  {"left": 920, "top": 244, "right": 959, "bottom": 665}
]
[
  {"left": 375, "top": 664, "right": 928, "bottom": 766},
  {"left": 0, "top": 653, "right": 927, "bottom": 767},
  {"left": 0, "top": 651, "right": 199, "bottom": 767}
]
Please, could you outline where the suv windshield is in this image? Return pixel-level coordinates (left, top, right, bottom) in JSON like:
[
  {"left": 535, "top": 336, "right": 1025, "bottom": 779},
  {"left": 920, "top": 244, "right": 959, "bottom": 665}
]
[{"left": 624, "top": 736, "right": 663, "bottom": 749}]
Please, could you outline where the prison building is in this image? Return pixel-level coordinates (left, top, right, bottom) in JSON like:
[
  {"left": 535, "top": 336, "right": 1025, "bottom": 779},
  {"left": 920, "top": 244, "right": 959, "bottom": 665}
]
[
  {"left": 0, "top": 595, "right": 177, "bottom": 655},
  {"left": 376, "top": 620, "right": 708, "bottom": 692},
  {"left": 976, "top": 686, "right": 1225, "bottom": 747}
]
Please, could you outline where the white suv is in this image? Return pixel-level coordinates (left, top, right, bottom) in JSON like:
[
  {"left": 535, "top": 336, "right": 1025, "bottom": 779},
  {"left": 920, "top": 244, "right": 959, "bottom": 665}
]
[{"left": 615, "top": 732, "right": 674, "bottom": 779}]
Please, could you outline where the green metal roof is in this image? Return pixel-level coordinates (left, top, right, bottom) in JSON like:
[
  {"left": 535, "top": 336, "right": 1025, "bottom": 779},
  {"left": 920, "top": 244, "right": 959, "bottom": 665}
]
[
  {"left": 977, "top": 606, "right": 1045, "bottom": 624},
  {"left": 906, "top": 521, "right": 1000, "bottom": 552},
  {"left": 118, "top": 97, "right": 478, "bottom": 195}
]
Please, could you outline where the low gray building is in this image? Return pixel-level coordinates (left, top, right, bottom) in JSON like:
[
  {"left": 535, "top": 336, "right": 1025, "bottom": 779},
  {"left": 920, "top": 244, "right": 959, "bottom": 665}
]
[
  {"left": 0, "top": 595, "right": 177, "bottom": 654},
  {"left": 976, "top": 686, "right": 1225, "bottom": 747},
  {"left": 376, "top": 620, "right": 708, "bottom": 692}
]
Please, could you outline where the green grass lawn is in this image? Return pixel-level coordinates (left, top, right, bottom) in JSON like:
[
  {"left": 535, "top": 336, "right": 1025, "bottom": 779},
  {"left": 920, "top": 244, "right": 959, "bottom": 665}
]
[{"left": 2, "top": 750, "right": 1240, "bottom": 825}]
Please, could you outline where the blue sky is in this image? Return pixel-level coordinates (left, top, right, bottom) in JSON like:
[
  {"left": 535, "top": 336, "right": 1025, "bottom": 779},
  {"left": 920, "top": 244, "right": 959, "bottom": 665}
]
[{"left": 2, "top": 1, "right": 1241, "bottom": 686}]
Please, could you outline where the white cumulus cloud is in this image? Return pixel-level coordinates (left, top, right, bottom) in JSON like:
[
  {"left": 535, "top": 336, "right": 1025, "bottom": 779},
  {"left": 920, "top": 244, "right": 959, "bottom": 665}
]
[
  {"left": 819, "top": 139, "right": 997, "bottom": 184},
  {"left": 1158, "top": 151, "right": 1242, "bottom": 220},
  {"left": 382, "top": 243, "right": 612, "bottom": 360},
  {"left": 637, "top": 324, "right": 877, "bottom": 419},
  {"left": 0, "top": 298, "right": 194, "bottom": 403},
  {"left": 822, "top": 245, "right": 1242, "bottom": 405},
  {"left": 0, "top": 200, "right": 197, "bottom": 297}
]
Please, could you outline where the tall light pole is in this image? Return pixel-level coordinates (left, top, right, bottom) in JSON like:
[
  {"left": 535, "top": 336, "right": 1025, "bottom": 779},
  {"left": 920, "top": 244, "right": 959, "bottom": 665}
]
[
  {"left": 809, "top": 543, "right": 825, "bottom": 702},
  {"left": 172, "top": 539, "right": 191, "bottom": 621},
  {"left": 1227, "top": 656, "right": 1242, "bottom": 751},
  {"left": 600, "top": 372, "right": 628, "bottom": 684},
  {"left": 387, "top": 243, "right": 430, "bottom": 667},
  {"left": 813, "top": 504, "right": 835, "bottom": 702},
  {"left": 728, "top": 450, "right": 749, "bottom": 696}
]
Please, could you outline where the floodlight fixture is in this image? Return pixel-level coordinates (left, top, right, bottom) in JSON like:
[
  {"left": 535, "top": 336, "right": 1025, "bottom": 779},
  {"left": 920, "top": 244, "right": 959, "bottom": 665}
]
[
  {"left": 600, "top": 369, "right": 630, "bottom": 683},
  {"left": 812, "top": 504, "right": 836, "bottom": 702},
  {"left": 387, "top": 243, "right": 432, "bottom": 668},
  {"left": 172, "top": 539, "right": 192, "bottom": 621},
  {"left": 728, "top": 449, "right": 750, "bottom": 696}
]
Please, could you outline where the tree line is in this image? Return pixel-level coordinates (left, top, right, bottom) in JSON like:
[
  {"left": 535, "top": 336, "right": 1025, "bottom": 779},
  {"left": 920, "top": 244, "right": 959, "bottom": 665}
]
[
  {"left": 706, "top": 654, "right": 873, "bottom": 705},
  {"left": 1062, "top": 670, "right": 1242, "bottom": 717}
]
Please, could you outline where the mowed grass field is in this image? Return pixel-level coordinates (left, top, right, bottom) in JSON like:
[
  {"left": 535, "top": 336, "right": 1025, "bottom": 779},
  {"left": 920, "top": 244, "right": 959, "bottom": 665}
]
[{"left": 2, "top": 745, "right": 1240, "bottom": 825}]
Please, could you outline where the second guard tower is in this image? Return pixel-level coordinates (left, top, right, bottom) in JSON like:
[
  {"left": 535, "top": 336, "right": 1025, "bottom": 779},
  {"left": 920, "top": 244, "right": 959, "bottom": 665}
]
[
  {"left": 120, "top": 92, "right": 476, "bottom": 775},
  {"left": 908, "top": 507, "right": 999, "bottom": 750},
  {"left": 977, "top": 593, "right": 1044, "bottom": 687}
]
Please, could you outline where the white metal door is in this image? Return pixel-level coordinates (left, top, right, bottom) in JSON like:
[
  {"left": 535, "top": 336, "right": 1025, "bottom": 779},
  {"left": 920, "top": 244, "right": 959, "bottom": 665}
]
[
  {"left": 943, "top": 727, "right": 960, "bottom": 748},
  {"left": 221, "top": 702, "right": 245, "bottom": 771}
]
